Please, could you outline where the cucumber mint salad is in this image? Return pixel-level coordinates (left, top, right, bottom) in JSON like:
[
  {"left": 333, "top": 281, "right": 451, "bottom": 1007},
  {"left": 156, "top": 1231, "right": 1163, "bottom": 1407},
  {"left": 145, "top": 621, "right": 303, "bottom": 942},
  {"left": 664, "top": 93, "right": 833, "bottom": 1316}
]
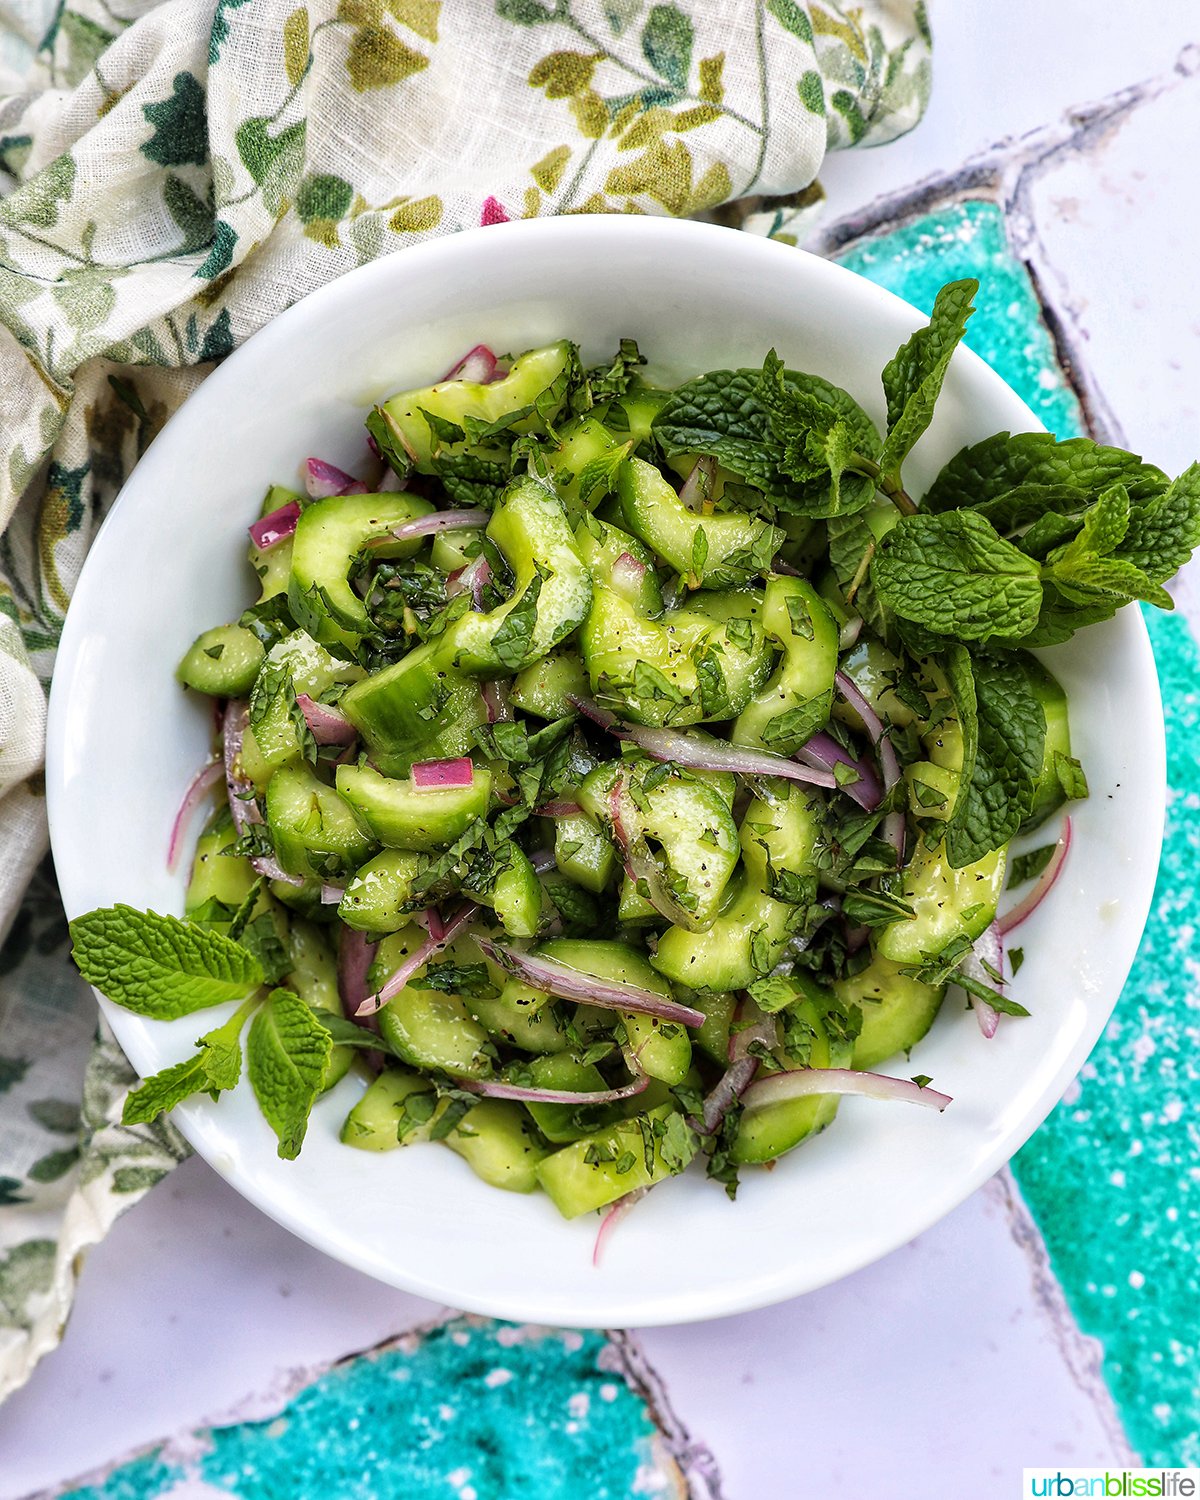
[{"left": 71, "top": 279, "right": 1200, "bottom": 1235}]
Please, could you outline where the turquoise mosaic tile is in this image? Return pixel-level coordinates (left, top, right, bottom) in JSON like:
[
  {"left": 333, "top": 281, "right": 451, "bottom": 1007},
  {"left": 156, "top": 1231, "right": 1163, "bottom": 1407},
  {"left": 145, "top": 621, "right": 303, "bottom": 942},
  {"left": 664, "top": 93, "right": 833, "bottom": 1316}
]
[
  {"left": 838, "top": 200, "right": 1200, "bottom": 1466},
  {"left": 836, "top": 198, "right": 1085, "bottom": 439},
  {"left": 56, "top": 1318, "right": 683, "bottom": 1500}
]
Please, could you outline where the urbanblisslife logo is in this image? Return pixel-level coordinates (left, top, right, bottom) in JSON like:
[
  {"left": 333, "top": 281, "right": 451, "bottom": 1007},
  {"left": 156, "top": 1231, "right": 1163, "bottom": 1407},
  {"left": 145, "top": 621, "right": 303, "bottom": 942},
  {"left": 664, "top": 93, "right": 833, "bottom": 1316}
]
[{"left": 1024, "top": 1472, "right": 1200, "bottom": 1497}]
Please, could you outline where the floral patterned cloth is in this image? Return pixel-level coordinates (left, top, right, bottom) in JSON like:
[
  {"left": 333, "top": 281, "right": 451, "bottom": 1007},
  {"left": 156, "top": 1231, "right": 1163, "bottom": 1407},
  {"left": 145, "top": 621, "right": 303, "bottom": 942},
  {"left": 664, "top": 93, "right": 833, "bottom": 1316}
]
[{"left": 0, "top": 0, "right": 931, "bottom": 1400}]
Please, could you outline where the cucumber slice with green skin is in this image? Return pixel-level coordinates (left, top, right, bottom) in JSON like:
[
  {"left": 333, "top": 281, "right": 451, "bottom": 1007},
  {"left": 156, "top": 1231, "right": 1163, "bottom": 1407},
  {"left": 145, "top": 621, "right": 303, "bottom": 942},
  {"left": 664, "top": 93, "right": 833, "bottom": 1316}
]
[
  {"left": 903, "top": 761, "right": 958, "bottom": 821},
  {"left": 264, "top": 763, "right": 377, "bottom": 880},
  {"left": 338, "top": 642, "right": 480, "bottom": 769},
  {"left": 687, "top": 987, "right": 735, "bottom": 1066},
  {"left": 732, "top": 576, "right": 839, "bottom": 755},
  {"left": 832, "top": 636, "right": 924, "bottom": 733},
  {"left": 833, "top": 955, "right": 945, "bottom": 1070},
  {"left": 617, "top": 875, "right": 658, "bottom": 924},
  {"left": 335, "top": 762, "right": 491, "bottom": 851},
  {"left": 536, "top": 1103, "right": 694, "bottom": 1219},
  {"left": 539, "top": 939, "right": 692, "bottom": 1085},
  {"left": 440, "top": 477, "right": 593, "bottom": 675},
  {"left": 376, "top": 984, "right": 494, "bottom": 1079},
  {"left": 285, "top": 919, "right": 353, "bottom": 1088},
  {"left": 579, "top": 760, "right": 739, "bottom": 930},
  {"left": 442, "top": 1097, "right": 548, "bottom": 1194},
  {"left": 430, "top": 529, "right": 482, "bottom": 574},
  {"left": 464, "top": 980, "right": 570, "bottom": 1054},
  {"left": 177, "top": 623, "right": 265, "bottom": 698},
  {"left": 609, "top": 386, "right": 671, "bottom": 451},
  {"left": 380, "top": 342, "right": 574, "bottom": 470},
  {"left": 288, "top": 491, "right": 435, "bottom": 648},
  {"left": 651, "top": 875, "right": 792, "bottom": 991},
  {"left": 185, "top": 815, "right": 257, "bottom": 916},
  {"left": 338, "top": 849, "right": 424, "bottom": 934},
  {"left": 1022, "top": 657, "right": 1072, "bottom": 831},
  {"left": 730, "top": 999, "right": 852, "bottom": 1165},
  {"left": 249, "top": 484, "right": 303, "bottom": 602},
  {"left": 875, "top": 840, "right": 1007, "bottom": 964},
  {"left": 510, "top": 649, "right": 590, "bottom": 720},
  {"left": 523, "top": 1054, "right": 611, "bottom": 1143},
  {"left": 573, "top": 519, "right": 663, "bottom": 615},
  {"left": 544, "top": 417, "right": 626, "bottom": 521},
  {"left": 339, "top": 1067, "right": 437, "bottom": 1151},
  {"left": 553, "top": 811, "right": 617, "bottom": 894},
  {"left": 615, "top": 454, "right": 780, "bottom": 589},
  {"left": 241, "top": 630, "right": 364, "bottom": 789},
  {"left": 474, "top": 847, "right": 541, "bottom": 939},
  {"left": 738, "top": 782, "right": 824, "bottom": 892}
]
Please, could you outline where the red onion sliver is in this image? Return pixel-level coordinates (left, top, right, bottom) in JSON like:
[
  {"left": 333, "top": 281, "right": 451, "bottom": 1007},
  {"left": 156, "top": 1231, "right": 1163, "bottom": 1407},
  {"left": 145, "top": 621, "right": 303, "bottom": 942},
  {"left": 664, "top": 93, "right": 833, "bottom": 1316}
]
[
  {"left": 454, "top": 1073, "right": 650, "bottom": 1107},
  {"left": 221, "top": 701, "right": 304, "bottom": 885},
  {"left": 440, "top": 344, "right": 500, "bottom": 384},
  {"left": 692, "top": 1000, "right": 777, "bottom": 1135},
  {"left": 536, "top": 800, "right": 582, "bottom": 818},
  {"left": 794, "top": 730, "right": 881, "bottom": 810},
  {"left": 411, "top": 757, "right": 475, "bottom": 791},
  {"left": 358, "top": 902, "right": 478, "bottom": 1015},
  {"left": 295, "top": 694, "right": 357, "bottom": 747},
  {"left": 446, "top": 553, "right": 492, "bottom": 609},
  {"left": 593, "top": 1188, "right": 648, "bottom": 1268},
  {"left": 167, "top": 761, "right": 223, "bottom": 873},
  {"left": 835, "top": 669, "right": 885, "bottom": 744},
  {"left": 742, "top": 1067, "right": 952, "bottom": 1113},
  {"left": 482, "top": 679, "right": 512, "bottom": 725},
  {"left": 574, "top": 706, "right": 838, "bottom": 790},
  {"left": 475, "top": 939, "right": 705, "bottom": 1028},
  {"left": 424, "top": 907, "right": 447, "bottom": 943},
  {"left": 388, "top": 508, "right": 490, "bottom": 543},
  {"left": 610, "top": 551, "right": 648, "bottom": 597},
  {"left": 996, "top": 817, "right": 1072, "bottom": 938},
  {"left": 320, "top": 884, "right": 346, "bottom": 906},
  {"left": 968, "top": 922, "right": 1006, "bottom": 1037},
  {"left": 254, "top": 854, "right": 304, "bottom": 887},
  {"left": 338, "top": 928, "right": 380, "bottom": 1039},
  {"left": 529, "top": 848, "right": 558, "bottom": 875},
  {"left": 838, "top": 616, "right": 864, "bottom": 652},
  {"left": 306, "top": 457, "right": 368, "bottom": 498},
  {"left": 248, "top": 500, "right": 300, "bottom": 552}
]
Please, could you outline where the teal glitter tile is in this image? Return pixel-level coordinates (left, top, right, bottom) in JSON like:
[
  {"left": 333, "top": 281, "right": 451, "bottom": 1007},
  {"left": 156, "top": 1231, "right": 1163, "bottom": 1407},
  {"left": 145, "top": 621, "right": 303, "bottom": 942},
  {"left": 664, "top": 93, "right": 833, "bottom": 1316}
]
[
  {"left": 56, "top": 1318, "right": 684, "bottom": 1500},
  {"left": 839, "top": 200, "right": 1200, "bottom": 1467},
  {"left": 836, "top": 198, "right": 1085, "bottom": 439}
]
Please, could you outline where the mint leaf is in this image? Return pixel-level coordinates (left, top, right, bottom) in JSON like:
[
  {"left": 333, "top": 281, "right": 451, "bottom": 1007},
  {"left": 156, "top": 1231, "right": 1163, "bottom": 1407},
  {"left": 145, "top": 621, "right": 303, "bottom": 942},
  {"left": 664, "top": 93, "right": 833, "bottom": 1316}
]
[
  {"left": 1046, "top": 553, "right": 1172, "bottom": 610},
  {"left": 417, "top": 406, "right": 466, "bottom": 448},
  {"left": 1055, "top": 483, "right": 1131, "bottom": 560},
  {"left": 576, "top": 441, "right": 631, "bottom": 510},
  {"left": 651, "top": 368, "right": 777, "bottom": 485},
  {"left": 872, "top": 511, "right": 1042, "bottom": 642},
  {"left": 490, "top": 568, "right": 544, "bottom": 671},
  {"left": 1115, "top": 462, "right": 1200, "bottom": 582},
  {"left": 1053, "top": 751, "right": 1089, "bottom": 801},
  {"left": 426, "top": 452, "right": 508, "bottom": 509},
  {"left": 122, "top": 999, "right": 255, "bottom": 1126},
  {"left": 878, "top": 279, "right": 976, "bottom": 482},
  {"left": 70, "top": 906, "right": 263, "bottom": 1019},
  {"left": 923, "top": 432, "right": 1167, "bottom": 514},
  {"left": 246, "top": 987, "right": 333, "bottom": 1159},
  {"left": 746, "top": 975, "right": 807, "bottom": 1013},
  {"left": 942, "top": 649, "right": 1047, "bottom": 868},
  {"left": 1008, "top": 843, "right": 1056, "bottom": 887}
]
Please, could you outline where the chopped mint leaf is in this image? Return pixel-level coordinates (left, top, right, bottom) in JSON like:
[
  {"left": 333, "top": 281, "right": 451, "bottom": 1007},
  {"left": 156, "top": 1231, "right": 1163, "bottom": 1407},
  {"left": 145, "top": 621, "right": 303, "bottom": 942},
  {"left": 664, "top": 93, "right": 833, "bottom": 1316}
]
[{"left": 1008, "top": 844, "right": 1057, "bottom": 888}]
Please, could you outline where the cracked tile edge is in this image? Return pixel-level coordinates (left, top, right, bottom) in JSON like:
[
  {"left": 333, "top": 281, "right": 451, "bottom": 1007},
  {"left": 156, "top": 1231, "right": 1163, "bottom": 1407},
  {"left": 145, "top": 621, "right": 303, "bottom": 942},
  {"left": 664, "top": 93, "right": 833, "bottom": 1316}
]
[
  {"left": 986, "top": 1171, "right": 1139, "bottom": 1466},
  {"left": 602, "top": 1330, "right": 725, "bottom": 1500}
]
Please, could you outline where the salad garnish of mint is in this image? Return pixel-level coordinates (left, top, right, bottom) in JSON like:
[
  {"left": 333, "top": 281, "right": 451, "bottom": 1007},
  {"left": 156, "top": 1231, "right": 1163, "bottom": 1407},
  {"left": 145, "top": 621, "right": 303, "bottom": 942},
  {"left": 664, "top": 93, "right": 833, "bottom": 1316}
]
[{"left": 69, "top": 280, "right": 1200, "bottom": 1234}]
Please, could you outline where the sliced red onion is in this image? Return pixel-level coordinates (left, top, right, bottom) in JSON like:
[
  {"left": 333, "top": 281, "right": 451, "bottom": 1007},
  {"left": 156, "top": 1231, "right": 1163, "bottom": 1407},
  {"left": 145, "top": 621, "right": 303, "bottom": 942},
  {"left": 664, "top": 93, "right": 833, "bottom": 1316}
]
[
  {"left": 771, "top": 559, "right": 803, "bottom": 577},
  {"left": 592, "top": 1188, "right": 648, "bottom": 1268},
  {"left": 529, "top": 848, "right": 558, "bottom": 875},
  {"left": 482, "top": 679, "right": 512, "bottom": 725},
  {"left": 475, "top": 939, "right": 705, "bottom": 1028},
  {"left": 838, "top": 616, "right": 864, "bottom": 651},
  {"left": 742, "top": 1067, "right": 952, "bottom": 1113},
  {"left": 536, "top": 800, "right": 582, "bottom": 818},
  {"left": 835, "top": 669, "right": 885, "bottom": 744},
  {"left": 962, "top": 923, "right": 1005, "bottom": 1038},
  {"left": 338, "top": 928, "right": 379, "bottom": 1038},
  {"left": 440, "top": 344, "right": 500, "bottom": 384},
  {"left": 455, "top": 1073, "right": 650, "bottom": 1107},
  {"left": 793, "top": 729, "right": 880, "bottom": 809},
  {"left": 221, "top": 701, "right": 257, "bottom": 839},
  {"left": 167, "top": 761, "right": 223, "bottom": 873},
  {"left": 320, "top": 883, "right": 346, "bottom": 905},
  {"left": 388, "top": 508, "right": 489, "bottom": 543},
  {"left": 423, "top": 907, "right": 447, "bottom": 942},
  {"left": 610, "top": 551, "right": 648, "bottom": 596},
  {"left": 358, "top": 902, "right": 479, "bottom": 1016},
  {"left": 306, "top": 457, "right": 368, "bottom": 498},
  {"left": 692, "top": 1000, "right": 777, "bottom": 1135},
  {"left": 575, "top": 706, "right": 838, "bottom": 790},
  {"left": 997, "top": 817, "right": 1072, "bottom": 937},
  {"left": 845, "top": 923, "right": 870, "bottom": 954},
  {"left": 412, "top": 757, "right": 475, "bottom": 791},
  {"left": 679, "top": 455, "right": 717, "bottom": 514},
  {"left": 295, "top": 693, "right": 357, "bottom": 747},
  {"left": 834, "top": 671, "right": 904, "bottom": 852},
  {"left": 256, "top": 854, "right": 304, "bottom": 887},
  {"left": 376, "top": 464, "right": 407, "bottom": 493},
  {"left": 446, "top": 553, "right": 491, "bottom": 609},
  {"left": 248, "top": 501, "right": 300, "bottom": 552}
]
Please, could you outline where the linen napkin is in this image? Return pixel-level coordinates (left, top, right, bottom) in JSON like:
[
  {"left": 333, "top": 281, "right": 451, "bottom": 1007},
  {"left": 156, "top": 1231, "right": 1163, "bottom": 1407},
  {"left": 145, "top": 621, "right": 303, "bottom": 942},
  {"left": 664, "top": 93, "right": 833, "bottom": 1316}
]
[{"left": 0, "top": 0, "right": 931, "bottom": 1399}]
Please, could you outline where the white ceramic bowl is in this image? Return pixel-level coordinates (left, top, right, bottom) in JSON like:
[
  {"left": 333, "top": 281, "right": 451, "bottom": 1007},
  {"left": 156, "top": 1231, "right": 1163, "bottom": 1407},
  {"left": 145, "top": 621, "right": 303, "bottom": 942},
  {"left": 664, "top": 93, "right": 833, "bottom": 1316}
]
[{"left": 46, "top": 217, "right": 1164, "bottom": 1327}]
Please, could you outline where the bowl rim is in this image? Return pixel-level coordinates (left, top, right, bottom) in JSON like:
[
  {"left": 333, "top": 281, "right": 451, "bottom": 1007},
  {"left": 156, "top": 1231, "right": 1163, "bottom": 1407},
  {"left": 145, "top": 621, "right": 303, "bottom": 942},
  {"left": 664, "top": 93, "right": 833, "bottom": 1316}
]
[{"left": 45, "top": 216, "right": 1167, "bottom": 1325}]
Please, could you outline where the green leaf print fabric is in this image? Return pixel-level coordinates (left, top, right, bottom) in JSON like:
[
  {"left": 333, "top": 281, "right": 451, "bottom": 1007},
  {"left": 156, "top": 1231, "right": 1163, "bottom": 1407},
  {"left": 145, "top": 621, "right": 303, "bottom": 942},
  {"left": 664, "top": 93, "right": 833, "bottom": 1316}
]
[{"left": 0, "top": 0, "right": 931, "bottom": 1399}]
